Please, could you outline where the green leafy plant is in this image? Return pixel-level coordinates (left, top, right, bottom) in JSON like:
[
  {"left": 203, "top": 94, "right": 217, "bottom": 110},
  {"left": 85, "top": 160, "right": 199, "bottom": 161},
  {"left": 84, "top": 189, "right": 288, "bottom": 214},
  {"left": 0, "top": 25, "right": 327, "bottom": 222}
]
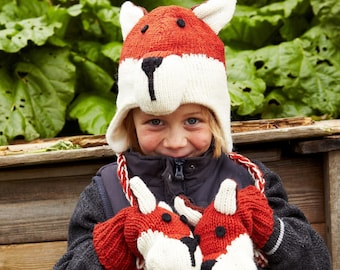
[
  {"left": 223, "top": 0, "right": 340, "bottom": 120},
  {"left": 0, "top": 0, "right": 122, "bottom": 145},
  {"left": 0, "top": 0, "right": 339, "bottom": 146}
]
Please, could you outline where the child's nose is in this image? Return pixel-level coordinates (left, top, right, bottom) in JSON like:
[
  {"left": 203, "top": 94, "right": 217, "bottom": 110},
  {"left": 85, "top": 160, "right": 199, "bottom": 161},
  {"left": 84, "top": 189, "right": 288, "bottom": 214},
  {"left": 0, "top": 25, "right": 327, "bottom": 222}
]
[{"left": 163, "top": 129, "right": 187, "bottom": 148}]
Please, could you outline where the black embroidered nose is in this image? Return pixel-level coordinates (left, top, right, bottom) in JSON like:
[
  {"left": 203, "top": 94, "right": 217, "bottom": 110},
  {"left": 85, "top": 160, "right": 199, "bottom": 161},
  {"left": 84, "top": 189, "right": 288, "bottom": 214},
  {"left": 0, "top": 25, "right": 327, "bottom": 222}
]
[
  {"left": 180, "top": 236, "right": 199, "bottom": 267},
  {"left": 141, "top": 57, "right": 163, "bottom": 101},
  {"left": 201, "top": 259, "right": 216, "bottom": 270}
]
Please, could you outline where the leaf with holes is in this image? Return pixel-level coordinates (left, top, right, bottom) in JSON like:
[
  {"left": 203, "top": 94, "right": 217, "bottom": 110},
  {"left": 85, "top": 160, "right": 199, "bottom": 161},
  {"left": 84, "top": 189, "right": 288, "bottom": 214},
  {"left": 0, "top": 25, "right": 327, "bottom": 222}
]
[
  {"left": 0, "top": 47, "right": 75, "bottom": 145},
  {"left": 227, "top": 51, "right": 266, "bottom": 116},
  {"left": 251, "top": 37, "right": 340, "bottom": 118},
  {"left": 0, "top": 0, "right": 62, "bottom": 53}
]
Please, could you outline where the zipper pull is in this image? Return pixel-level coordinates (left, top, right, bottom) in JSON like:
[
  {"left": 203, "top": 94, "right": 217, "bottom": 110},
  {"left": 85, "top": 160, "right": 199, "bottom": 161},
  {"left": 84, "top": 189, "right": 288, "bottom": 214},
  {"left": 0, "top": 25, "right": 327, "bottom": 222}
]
[{"left": 174, "top": 159, "right": 185, "bottom": 181}]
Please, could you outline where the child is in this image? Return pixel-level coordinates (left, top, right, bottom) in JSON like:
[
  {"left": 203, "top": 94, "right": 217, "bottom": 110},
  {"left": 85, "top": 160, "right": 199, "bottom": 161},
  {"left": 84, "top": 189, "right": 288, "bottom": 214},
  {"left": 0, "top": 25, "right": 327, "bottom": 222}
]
[{"left": 54, "top": 0, "right": 331, "bottom": 269}]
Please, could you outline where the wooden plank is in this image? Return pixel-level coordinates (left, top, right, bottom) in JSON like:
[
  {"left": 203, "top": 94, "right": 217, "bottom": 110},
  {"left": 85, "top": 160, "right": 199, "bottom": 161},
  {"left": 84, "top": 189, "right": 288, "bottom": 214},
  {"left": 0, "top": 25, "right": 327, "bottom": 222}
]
[
  {"left": 324, "top": 150, "right": 340, "bottom": 270},
  {"left": 0, "top": 199, "right": 76, "bottom": 244},
  {"left": 231, "top": 117, "right": 314, "bottom": 133},
  {"left": 294, "top": 135, "right": 340, "bottom": 154},
  {"left": 0, "top": 145, "right": 115, "bottom": 168},
  {"left": 0, "top": 241, "right": 66, "bottom": 270},
  {"left": 0, "top": 161, "right": 101, "bottom": 244},
  {"left": 264, "top": 154, "right": 325, "bottom": 224},
  {"left": 235, "top": 147, "right": 282, "bottom": 163},
  {"left": 233, "top": 119, "right": 340, "bottom": 144}
]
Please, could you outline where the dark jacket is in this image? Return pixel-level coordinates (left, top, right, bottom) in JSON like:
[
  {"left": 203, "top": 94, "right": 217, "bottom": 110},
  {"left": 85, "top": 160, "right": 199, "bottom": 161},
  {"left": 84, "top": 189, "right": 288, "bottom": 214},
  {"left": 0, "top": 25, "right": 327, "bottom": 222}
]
[{"left": 54, "top": 150, "right": 331, "bottom": 269}]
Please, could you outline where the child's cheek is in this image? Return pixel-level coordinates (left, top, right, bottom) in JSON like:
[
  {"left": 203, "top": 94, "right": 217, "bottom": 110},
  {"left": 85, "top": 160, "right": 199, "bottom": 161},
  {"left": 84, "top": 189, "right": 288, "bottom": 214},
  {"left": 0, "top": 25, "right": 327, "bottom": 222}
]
[{"left": 137, "top": 133, "right": 161, "bottom": 155}]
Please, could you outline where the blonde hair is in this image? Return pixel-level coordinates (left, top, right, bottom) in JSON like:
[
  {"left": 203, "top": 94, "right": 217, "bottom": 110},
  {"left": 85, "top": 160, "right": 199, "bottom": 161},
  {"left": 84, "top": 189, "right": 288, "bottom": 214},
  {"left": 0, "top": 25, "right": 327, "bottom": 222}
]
[{"left": 124, "top": 105, "right": 226, "bottom": 158}]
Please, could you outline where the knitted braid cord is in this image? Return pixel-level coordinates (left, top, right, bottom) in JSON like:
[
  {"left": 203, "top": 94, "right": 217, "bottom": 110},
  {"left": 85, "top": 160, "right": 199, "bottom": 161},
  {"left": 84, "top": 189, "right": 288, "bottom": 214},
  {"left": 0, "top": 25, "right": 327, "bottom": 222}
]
[
  {"left": 228, "top": 152, "right": 269, "bottom": 267},
  {"left": 117, "top": 153, "right": 136, "bottom": 206}
]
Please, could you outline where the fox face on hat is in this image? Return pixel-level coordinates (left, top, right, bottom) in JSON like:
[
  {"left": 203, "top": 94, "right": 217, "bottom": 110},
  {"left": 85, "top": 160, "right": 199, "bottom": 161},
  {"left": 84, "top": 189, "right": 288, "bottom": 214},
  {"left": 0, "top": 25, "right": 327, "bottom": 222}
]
[{"left": 106, "top": 0, "right": 236, "bottom": 154}]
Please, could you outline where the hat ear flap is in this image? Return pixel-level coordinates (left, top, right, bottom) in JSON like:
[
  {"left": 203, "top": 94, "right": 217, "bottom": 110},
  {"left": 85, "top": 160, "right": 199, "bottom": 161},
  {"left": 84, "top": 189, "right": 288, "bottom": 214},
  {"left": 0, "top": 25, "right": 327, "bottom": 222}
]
[
  {"left": 192, "top": 0, "right": 236, "bottom": 34},
  {"left": 120, "top": 1, "right": 146, "bottom": 40}
]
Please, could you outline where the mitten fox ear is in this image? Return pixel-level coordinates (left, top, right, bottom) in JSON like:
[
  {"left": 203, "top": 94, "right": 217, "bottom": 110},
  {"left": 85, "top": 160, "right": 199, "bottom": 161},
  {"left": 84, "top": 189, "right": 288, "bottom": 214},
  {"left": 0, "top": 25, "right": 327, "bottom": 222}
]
[
  {"left": 193, "top": 0, "right": 237, "bottom": 34},
  {"left": 130, "top": 176, "right": 157, "bottom": 214},
  {"left": 174, "top": 196, "right": 203, "bottom": 226},
  {"left": 214, "top": 178, "right": 238, "bottom": 215}
]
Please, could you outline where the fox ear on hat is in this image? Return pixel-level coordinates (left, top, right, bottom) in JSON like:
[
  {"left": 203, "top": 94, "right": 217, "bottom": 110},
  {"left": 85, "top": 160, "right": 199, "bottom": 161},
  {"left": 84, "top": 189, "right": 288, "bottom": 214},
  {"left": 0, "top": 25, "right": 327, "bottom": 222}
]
[
  {"left": 193, "top": 0, "right": 237, "bottom": 34},
  {"left": 120, "top": 1, "right": 146, "bottom": 40},
  {"left": 120, "top": 0, "right": 237, "bottom": 39}
]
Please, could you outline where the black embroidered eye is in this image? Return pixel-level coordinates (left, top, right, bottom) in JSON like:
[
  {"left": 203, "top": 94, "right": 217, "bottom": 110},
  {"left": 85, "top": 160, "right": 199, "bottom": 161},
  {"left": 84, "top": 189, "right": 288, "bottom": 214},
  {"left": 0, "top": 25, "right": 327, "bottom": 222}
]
[
  {"left": 162, "top": 213, "right": 172, "bottom": 222},
  {"left": 141, "top": 25, "right": 149, "bottom": 33},
  {"left": 180, "top": 215, "right": 188, "bottom": 224},
  {"left": 215, "top": 226, "right": 226, "bottom": 238},
  {"left": 177, "top": 18, "right": 185, "bottom": 28}
]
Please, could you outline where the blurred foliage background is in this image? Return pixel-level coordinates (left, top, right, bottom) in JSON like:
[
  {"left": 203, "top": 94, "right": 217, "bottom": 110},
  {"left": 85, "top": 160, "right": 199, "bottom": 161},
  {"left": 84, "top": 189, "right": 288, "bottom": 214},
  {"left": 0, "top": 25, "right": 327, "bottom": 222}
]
[{"left": 0, "top": 0, "right": 339, "bottom": 145}]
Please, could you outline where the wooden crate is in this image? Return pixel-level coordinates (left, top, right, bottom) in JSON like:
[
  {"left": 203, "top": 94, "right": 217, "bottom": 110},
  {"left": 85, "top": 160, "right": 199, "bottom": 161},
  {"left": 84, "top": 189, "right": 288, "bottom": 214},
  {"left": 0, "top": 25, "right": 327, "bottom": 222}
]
[{"left": 0, "top": 119, "right": 339, "bottom": 269}]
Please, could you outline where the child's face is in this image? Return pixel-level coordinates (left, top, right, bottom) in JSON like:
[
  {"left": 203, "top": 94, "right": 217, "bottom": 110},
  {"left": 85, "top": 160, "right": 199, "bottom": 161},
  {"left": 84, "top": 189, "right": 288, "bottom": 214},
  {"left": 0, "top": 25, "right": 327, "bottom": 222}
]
[{"left": 132, "top": 104, "right": 213, "bottom": 158}]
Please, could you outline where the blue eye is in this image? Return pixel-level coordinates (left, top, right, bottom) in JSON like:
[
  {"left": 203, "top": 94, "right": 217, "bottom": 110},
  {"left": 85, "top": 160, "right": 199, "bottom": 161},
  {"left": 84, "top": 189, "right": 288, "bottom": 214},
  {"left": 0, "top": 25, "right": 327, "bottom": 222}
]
[
  {"left": 186, "top": 118, "right": 198, "bottom": 125},
  {"left": 150, "top": 119, "right": 161, "bottom": 125}
]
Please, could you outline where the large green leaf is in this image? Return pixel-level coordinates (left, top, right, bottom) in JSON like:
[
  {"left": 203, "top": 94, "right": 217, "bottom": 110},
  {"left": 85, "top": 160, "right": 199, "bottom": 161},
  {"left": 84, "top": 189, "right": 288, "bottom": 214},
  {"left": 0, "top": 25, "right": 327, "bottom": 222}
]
[
  {"left": 249, "top": 38, "right": 340, "bottom": 118},
  {"left": 0, "top": 47, "right": 75, "bottom": 145},
  {"left": 310, "top": 0, "right": 340, "bottom": 24},
  {"left": 68, "top": 92, "right": 116, "bottom": 134},
  {"left": 0, "top": 1, "right": 63, "bottom": 53},
  {"left": 227, "top": 51, "right": 266, "bottom": 116},
  {"left": 72, "top": 53, "right": 114, "bottom": 95},
  {"left": 220, "top": 0, "right": 311, "bottom": 49},
  {"left": 261, "top": 89, "right": 314, "bottom": 119}
]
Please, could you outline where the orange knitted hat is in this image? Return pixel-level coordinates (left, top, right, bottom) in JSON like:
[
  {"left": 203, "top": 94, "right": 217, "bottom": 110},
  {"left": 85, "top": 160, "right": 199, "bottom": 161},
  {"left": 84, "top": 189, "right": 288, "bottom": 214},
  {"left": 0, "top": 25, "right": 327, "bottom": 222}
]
[{"left": 106, "top": 0, "right": 236, "bottom": 153}]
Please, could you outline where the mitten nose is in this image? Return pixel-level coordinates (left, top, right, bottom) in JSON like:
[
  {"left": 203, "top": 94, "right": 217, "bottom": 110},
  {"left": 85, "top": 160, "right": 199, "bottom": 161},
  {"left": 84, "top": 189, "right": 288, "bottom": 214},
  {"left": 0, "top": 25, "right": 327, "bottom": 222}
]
[
  {"left": 180, "top": 236, "right": 200, "bottom": 267},
  {"left": 201, "top": 259, "right": 216, "bottom": 270}
]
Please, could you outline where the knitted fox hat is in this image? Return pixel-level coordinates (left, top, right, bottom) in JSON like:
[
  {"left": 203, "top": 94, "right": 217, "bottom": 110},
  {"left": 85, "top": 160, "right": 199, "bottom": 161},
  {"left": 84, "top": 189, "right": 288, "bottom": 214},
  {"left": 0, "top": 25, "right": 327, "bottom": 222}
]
[{"left": 106, "top": 0, "right": 236, "bottom": 153}]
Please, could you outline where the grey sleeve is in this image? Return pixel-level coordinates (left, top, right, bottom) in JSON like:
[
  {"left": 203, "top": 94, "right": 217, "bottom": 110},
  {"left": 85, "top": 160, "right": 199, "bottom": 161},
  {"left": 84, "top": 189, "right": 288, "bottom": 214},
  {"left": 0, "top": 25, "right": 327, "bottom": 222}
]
[
  {"left": 256, "top": 161, "right": 332, "bottom": 270},
  {"left": 53, "top": 181, "right": 105, "bottom": 270}
]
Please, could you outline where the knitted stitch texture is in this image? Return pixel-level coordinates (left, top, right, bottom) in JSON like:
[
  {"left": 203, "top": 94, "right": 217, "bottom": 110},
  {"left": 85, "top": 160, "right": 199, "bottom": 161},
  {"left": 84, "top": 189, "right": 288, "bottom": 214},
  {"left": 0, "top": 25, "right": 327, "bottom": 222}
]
[
  {"left": 175, "top": 178, "right": 274, "bottom": 269},
  {"left": 106, "top": 0, "right": 236, "bottom": 154},
  {"left": 237, "top": 184, "right": 274, "bottom": 249},
  {"left": 93, "top": 176, "right": 202, "bottom": 270}
]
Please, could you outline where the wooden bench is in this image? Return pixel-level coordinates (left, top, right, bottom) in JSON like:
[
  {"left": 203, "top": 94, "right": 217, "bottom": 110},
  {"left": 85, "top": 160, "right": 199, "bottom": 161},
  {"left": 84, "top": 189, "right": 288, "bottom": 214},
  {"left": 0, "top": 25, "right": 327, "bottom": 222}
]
[{"left": 1, "top": 119, "right": 339, "bottom": 269}]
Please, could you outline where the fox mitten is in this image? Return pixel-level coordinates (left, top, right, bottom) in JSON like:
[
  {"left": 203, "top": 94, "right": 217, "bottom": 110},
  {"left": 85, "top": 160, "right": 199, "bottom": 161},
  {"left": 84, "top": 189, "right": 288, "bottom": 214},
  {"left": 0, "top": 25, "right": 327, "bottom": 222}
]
[
  {"left": 93, "top": 176, "right": 202, "bottom": 270},
  {"left": 236, "top": 183, "right": 274, "bottom": 249},
  {"left": 175, "top": 178, "right": 274, "bottom": 269}
]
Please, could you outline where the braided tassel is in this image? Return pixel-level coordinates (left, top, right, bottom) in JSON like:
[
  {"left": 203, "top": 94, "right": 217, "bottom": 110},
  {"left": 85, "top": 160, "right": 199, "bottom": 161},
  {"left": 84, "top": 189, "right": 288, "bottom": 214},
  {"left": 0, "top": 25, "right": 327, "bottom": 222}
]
[
  {"left": 117, "top": 153, "right": 136, "bottom": 206},
  {"left": 228, "top": 152, "right": 269, "bottom": 267},
  {"left": 229, "top": 152, "right": 265, "bottom": 194}
]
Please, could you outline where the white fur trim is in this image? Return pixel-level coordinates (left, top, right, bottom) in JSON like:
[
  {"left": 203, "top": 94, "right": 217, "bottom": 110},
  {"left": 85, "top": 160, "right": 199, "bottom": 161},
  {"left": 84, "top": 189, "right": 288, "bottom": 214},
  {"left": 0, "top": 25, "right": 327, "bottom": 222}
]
[
  {"left": 193, "top": 0, "right": 237, "bottom": 34},
  {"left": 106, "top": 54, "right": 233, "bottom": 154}
]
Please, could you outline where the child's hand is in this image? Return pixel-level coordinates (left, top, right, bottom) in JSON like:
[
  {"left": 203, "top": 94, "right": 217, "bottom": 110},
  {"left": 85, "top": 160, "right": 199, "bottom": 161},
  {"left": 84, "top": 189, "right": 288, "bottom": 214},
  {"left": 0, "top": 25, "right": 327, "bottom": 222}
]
[
  {"left": 237, "top": 185, "right": 274, "bottom": 249},
  {"left": 175, "top": 179, "right": 274, "bottom": 269},
  {"left": 93, "top": 176, "right": 202, "bottom": 270}
]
